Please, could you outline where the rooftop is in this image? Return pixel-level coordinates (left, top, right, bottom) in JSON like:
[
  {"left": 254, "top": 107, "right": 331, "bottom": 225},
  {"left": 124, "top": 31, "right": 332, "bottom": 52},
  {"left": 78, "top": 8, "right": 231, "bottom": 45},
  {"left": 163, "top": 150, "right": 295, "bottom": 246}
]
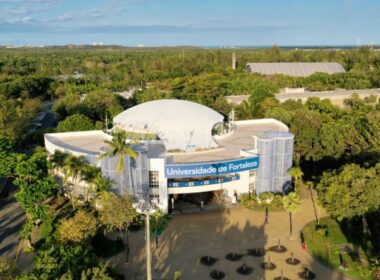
[
  {"left": 45, "top": 131, "right": 111, "bottom": 155},
  {"left": 168, "top": 119, "right": 288, "bottom": 163},
  {"left": 226, "top": 88, "right": 380, "bottom": 106},
  {"left": 113, "top": 99, "right": 224, "bottom": 151},
  {"left": 45, "top": 119, "right": 289, "bottom": 164},
  {"left": 246, "top": 62, "right": 346, "bottom": 77}
]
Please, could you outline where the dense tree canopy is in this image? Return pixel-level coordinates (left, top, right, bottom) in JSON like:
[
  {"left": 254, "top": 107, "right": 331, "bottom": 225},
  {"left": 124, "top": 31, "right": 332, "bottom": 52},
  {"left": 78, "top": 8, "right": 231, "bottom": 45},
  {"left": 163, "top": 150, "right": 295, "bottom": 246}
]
[
  {"left": 317, "top": 163, "right": 380, "bottom": 221},
  {"left": 2, "top": 46, "right": 380, "bottom": 140},
  {"left": 264, "top": 95, "right": 380, "bottom": 164},
  {"left": 0, "top": 138, "right": 23, "bottom": 177},
  {"left": 27, "top": 244, "right": 98, "bottom": 279},
  {"left": 56, "top": 114, "right": 96, "bottom": 132}
]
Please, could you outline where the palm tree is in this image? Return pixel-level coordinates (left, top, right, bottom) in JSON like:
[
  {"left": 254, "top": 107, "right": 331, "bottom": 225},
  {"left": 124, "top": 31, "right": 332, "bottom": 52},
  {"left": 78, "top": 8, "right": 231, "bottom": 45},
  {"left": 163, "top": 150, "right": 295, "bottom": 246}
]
[
  {"left": 288, "top": 166, "right": 303, "bottom": 190},
  {"left": 150, "top": 211, "right": 170, "bottom": 249},
  {"left": 50, "top": 150, "right": 69, "bottom": 171},
  {"left": 98, "top": 130, "right": 138, "bottom": 195},
  {"left": 98, "top": 130, "right": 138, "bottom": 263},
  {"left": 236, "top": 100, "right": 254, "bottom": 119},
  {"left": 63, "top": 154, "right": 88, "bottom": 209},
  {"left": 305, "top": 181, "right": 319, "bottom": 225},
  {"left": 88, "top": 173, "right": 113, "bottom": 200},
  {"left": 283, "top": 192, "right": 302, "bottom": 238}
]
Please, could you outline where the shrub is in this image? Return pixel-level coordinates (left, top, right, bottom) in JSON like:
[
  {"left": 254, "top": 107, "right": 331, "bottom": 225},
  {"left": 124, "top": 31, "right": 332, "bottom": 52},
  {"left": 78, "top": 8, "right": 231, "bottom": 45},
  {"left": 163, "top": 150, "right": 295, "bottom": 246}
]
[
  {"left": 315, "top": 224, "right": 329, "bottom": 237},
  {"left": 0, "top": 256, "right": 15, "bottom": 280},
  {"left": 271, "top": 194, "right": 284, "bottom": 209},
  {"left": 258, "top": 192, "right": 274, "bottom": 204},
  {"left": 239, "top": 193, "right": 255, "bottom": 208},
  {"left": 39, "top": 215, "right": 55, "bottom": 241}
]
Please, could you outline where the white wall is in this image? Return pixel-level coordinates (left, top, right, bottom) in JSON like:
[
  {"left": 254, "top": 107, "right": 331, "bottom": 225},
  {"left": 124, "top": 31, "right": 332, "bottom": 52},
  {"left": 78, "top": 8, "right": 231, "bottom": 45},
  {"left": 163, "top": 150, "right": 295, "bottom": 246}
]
[
  {"left": 149, "top": 158, "right": 168, "bottom": 213},
  {"left": 167, "top": 170, "right": 250, "bottom": 198}
]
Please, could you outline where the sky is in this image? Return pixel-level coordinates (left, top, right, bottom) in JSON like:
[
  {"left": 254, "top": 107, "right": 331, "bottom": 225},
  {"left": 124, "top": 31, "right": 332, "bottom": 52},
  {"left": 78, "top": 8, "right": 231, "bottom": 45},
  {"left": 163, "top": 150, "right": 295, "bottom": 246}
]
[{"left": 0, "top": 0, "right": 379, "bottom": 46}]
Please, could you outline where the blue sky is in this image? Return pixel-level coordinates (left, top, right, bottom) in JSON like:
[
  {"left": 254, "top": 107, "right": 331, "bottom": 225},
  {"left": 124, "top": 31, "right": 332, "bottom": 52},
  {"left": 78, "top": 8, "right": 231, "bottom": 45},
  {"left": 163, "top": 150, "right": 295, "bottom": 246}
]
[{"left": 0, "top": 0, "right": 379, "bottom": 46}]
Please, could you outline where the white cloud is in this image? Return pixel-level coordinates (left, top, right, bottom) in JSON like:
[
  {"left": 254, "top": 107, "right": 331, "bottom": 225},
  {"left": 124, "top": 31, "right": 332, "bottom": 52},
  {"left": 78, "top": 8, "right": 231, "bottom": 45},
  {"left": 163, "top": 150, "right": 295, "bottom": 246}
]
[
  {"left": 50, "top": 6, "right": 127, "bottom": 23},
  {"left": 0, "top": 0, "right": 59, "bottom": 3},
  {"left": 0, "top": 6, "right": 47, "bottom": 15}
]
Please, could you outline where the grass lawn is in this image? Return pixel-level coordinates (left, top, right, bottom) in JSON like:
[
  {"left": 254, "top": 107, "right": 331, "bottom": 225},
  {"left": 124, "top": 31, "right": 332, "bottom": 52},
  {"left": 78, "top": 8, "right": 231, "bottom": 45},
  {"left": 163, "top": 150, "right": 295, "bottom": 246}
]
[{"left": 302, "top": 217, "right": 373, "bottom": 280}]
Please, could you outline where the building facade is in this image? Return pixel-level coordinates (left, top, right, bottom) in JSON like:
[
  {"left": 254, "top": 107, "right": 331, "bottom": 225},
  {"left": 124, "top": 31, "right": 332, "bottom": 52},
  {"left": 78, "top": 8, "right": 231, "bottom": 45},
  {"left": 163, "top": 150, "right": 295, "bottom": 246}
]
[{"left": 45, "top": 99, "right": 294, "bottom": 213}]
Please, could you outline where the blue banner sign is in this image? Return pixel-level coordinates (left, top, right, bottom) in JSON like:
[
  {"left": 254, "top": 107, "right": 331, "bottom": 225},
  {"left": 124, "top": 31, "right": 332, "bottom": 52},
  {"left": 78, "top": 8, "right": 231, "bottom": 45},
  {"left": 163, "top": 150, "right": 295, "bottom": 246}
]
[
  {"left": 165, "top": 156, "right": 259, "bottom": 178},
  {"left": 168, "top": 175, "right": 240, "bottom": 188}
]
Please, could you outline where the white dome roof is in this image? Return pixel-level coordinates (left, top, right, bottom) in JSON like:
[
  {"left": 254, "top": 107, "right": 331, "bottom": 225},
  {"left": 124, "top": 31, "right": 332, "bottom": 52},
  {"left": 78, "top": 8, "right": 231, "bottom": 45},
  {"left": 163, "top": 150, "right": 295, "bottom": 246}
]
[{"left": 113, "top": 99, "right": 224, "bottom": 151}]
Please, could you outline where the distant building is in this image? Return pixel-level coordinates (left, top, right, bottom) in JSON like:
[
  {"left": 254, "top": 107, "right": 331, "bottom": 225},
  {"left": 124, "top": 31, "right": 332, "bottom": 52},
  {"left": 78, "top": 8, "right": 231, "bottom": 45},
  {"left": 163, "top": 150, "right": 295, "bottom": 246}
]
[{"left": 246, "top": 62, "right": 346, "bottom": 77}]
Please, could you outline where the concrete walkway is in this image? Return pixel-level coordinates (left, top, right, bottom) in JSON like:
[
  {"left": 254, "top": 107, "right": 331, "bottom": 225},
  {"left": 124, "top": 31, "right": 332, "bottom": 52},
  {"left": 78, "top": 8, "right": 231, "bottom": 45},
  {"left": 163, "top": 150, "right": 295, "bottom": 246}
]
[{"left": 112, "top": 191, "right": 350, "bottom": 280}]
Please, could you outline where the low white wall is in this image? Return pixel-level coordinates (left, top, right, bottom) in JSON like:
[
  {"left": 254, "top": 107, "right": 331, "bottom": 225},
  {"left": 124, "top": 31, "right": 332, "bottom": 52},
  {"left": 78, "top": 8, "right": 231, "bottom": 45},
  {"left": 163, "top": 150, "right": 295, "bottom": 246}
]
[
  {"left": 44, "top": 130, "right": 111, "bottom": 166},
  {"left": 235, "top": 118, "right": 289, "bottom": 131}
]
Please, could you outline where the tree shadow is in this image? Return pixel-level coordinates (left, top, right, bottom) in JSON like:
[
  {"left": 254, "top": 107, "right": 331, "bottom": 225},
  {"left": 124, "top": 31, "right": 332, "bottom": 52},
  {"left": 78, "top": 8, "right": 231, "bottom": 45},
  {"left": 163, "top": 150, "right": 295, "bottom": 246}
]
[
  {"left": 150, "top": 208, "right": 268, "bottom": 280},
  {"left": 115, "top": 204, "right": 349, "bottom": 280}
]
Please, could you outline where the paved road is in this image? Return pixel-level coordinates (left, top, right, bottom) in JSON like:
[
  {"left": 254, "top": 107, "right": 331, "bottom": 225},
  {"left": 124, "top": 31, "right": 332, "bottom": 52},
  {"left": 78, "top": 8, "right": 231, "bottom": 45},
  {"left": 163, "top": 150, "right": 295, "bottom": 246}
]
[
  {"left": 0, "top": 186, "right": 25, "bottom": 258},
  {"left": 226, "top": 88, "right": 380, "bottom": 107},
  {"left": 0, "top": 100, "right": 56, "bottom": 269},
  {"left": 0, "top": 186, "right": 34, "bottom": 271}
]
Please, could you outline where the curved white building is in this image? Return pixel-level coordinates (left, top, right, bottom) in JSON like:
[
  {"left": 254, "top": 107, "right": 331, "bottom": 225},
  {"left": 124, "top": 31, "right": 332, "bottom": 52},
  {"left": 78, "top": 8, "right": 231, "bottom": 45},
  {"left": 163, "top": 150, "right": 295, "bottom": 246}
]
[
  {"left": 113, "top": 99, "right": 224, "bottom": 151},
  {"left": 45, "top": 99, "right": 294, "bottom": 213}
]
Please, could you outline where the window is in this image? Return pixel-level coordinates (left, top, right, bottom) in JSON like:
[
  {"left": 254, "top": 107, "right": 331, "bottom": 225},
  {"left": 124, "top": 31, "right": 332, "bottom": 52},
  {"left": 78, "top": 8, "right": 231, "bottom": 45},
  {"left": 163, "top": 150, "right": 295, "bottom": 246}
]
[
  {"left": 249, "top": 182, "right": 255, "bottom": 192},
  {"left": 149, "top": 171, "right": 159, "bottom": 188},
  {"left": 149, "top": 194, "right": 160, "bottom": 202}
]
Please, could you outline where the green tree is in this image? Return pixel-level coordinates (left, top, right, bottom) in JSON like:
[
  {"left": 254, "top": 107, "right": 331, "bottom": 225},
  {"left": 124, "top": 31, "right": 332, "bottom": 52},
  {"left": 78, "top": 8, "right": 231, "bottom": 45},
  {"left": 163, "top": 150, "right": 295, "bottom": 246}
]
[
  {"left": 290, "top": 108, "right": 323, "bottom": 162},
  {"left": 317, "top": 163, "right": 380, "bottom": 233},
  {"left": 29, "top": 244, "right": 97, "bottom": 279},
  {"left": 88, "top": 174, "right": 112, "bottom": 198},
  {"left": 63, "top": 154, "right": 88, "bottom": 209},
  {"left": 150, "top": 211, "right": 170, "bottom": 248},
  {"left": 82, "top": 167, "right": 112, "bottom": 200},
  {"left": 97, "top": 192, "right": 137, "bottom": 263},
  {"left": 0, "top": 95, "right": 41, "bottom": 140},
  {"left": 14, "top": 159, "right": 57, "bottom": 209},
  {"left": 265, "top": 106, "right": 294, "bottom": 125},
  {"left": 305, "top": 181, "right": 320, "bottom": 225},
  {"left": 49, "top": 150, "right": 69, "bottom": 171},
  {"left": 13, "top": 150, "right": 58, "bottom": 246},
  {"left": 56, "top": 114, "right": 95, "bottom": 132},
  {"left": 0, "top": 138, "right": 23, "bottom": 178},
  {"left": 248, "top": 83, "right": 278, "bottom": 117},
  {"left": 236, "top": 99, "right": 254, "bottom": 120},
  {"left": 282, "top": 192, "right": 302, "bottom": 237},
  {"left": 288, "top": 166, "right": 303, "bottom": 189},
  {"left": 57, "top": 210, "right": 97, "bottom": 243},
  {"left": 80, "top": 263, "right": 113, "bottom": 280}
]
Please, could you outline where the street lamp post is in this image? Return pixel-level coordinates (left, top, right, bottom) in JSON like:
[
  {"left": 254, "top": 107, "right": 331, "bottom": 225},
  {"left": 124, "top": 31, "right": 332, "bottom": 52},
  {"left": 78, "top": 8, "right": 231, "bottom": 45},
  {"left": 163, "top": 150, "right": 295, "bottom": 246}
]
[{"left": 133, "top": 198, "right": 158, "bottom": 280}]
